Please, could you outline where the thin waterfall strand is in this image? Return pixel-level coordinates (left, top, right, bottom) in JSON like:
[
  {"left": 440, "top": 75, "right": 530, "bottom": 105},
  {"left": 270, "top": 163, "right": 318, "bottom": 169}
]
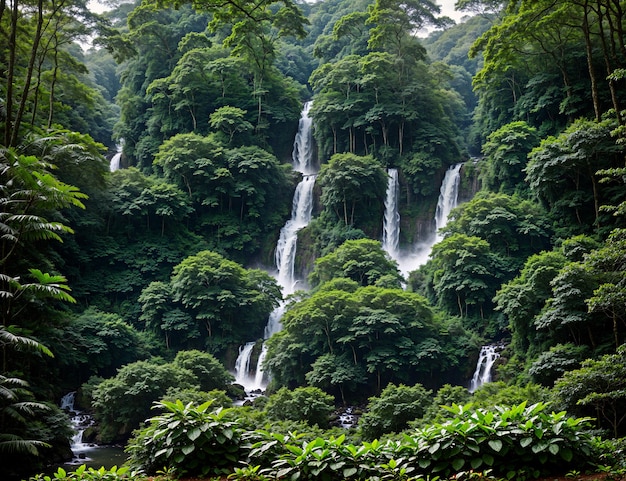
[
  {"left": 382, "top": 168, "right": 400, "bottom": 260},
  {"left": 435, "top": 163, "right": 462, "bottom": 242}
]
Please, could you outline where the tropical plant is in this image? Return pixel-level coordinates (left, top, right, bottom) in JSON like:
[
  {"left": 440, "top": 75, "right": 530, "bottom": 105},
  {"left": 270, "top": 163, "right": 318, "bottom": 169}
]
[
  {"left": 402, "top": 402, "right": 597, "bottom": 479},
  {"left": 126, "top": 400, "right": 244, "bottom": 476}
]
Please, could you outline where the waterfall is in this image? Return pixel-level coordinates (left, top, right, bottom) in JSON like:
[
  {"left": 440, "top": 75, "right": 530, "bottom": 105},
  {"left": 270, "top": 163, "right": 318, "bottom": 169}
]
[
  {"left": 434, "top": 163, "right": 462, "bottom": 242},
  {"left": 382, "top": 168, "right": 400, "bottom": 260},
  {"left": 291, "top": 101, "right": 315, "bottom": 174},
  {"left": 109, "top": 152, "right": 121, "bottom": 172},
  {"left": 275, "top": 175, "right": 316, "bottom": 294},
  {"left": 469, "top": 345, "right": 500, "bottom": 392},
  {"left": 234, "top": 342, "right": 256, "bottom": 387},
  {"left": 233, "top": 102, "right": 316, "bottom": 392},
  {"left": 60, "top": 391, "right": 95, "bottom": 458},
  {"left": 393, "top": 163, "right": 464, "bottom": 276}
]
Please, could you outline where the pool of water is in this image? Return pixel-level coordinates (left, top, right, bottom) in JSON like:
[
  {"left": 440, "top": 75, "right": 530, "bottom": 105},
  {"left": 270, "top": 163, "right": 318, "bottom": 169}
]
[{"left": 62, "top": 445, "right": 128, "bottom": 472}]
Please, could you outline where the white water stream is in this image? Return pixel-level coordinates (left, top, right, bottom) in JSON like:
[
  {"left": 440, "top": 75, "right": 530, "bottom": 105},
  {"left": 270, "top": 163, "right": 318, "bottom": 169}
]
[
  {"left": 234, "top": 102, "right": 316, "bottom": 392},
  {"left": 383, "top": 163, "right": 463, "bottom": 277},
  {"left": 469, "top": 345, "right": 501, "bottom": 392}
]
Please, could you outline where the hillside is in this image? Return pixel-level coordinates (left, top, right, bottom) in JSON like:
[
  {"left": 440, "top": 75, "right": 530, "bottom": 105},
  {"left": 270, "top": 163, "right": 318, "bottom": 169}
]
[{"left": 1, "top": 0, "right": 626, "bottom": 479}]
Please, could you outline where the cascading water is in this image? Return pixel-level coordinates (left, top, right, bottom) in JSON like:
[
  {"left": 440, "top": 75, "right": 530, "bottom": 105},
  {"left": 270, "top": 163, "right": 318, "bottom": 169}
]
[
  {"left": 469, "top": 345, "right": 500, "bottom": 392},
  {"left": 234, "top": 101, "right": 316, "bottom": 392},
  {"left": 391, "top": 163, "right": 463, "bottom": 276},
  {"left": 434, "top": 163, "right": 462, "bottom": 242},
  {"left": 382, "top": 168, "right": 401, "bottom": 261},
  {"left": 275, "top": 175, "right": 316, "bottom": 293},
  {"left": 109, "top": 151, "right": 121, "bottom": 172},
  {"left": 60, "top": 392, "right": 95, "bottom": 461}
]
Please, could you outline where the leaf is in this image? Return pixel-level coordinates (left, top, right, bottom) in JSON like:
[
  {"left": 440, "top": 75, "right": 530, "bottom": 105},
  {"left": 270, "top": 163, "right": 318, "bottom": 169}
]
[
  {"left": 343, "top": 467, "right": 358, "bottom": 477},
  {"left": 187, "top": 427, "right": 202, "bottom": 441},
  {"left": 520, "top": 437, "right": 533, "bottom": 448},
  {"left": 428, "top": 441, "right": 441, "bottom": 454},
  {"left": 488, "top": 439, "right": 503, "bottom": 452},
  {"left": 182, "top": 444, "right": 195, "bottom": 455},
  {"left": 561, "top": 447, "right": 573, "bottom": 462},
  {"left": 548, "top": 443, "right": 560, "bottom": 455},
  {"left": 452, "top": 458, "right": 465, "bottom": 471}
]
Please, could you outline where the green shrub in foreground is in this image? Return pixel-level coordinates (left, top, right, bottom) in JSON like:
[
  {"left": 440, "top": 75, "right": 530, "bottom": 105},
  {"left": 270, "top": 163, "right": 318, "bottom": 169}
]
[
  {"left": 402, "top": 402, "right": 597, "bottom": 479},
  {"left": 28, "top": 465, "right": 139, "bottom": 481},
  {"left": 121, "top": 400, "right": 599, "bottom": 481},
  {"left": 125, "top": 399, "right": 243, "bottom": 477}
]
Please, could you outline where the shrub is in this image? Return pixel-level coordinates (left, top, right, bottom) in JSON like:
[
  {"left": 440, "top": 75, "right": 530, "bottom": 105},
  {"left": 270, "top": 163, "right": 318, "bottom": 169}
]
[
  {"left": 126, "top": 399, "right": 243, "bottom": 477},
  {"left": 401, "top": 402, "right": 597, "bottom": 479},
  {"left": 359, "top": 383, "right": 432, "bottom": 440},
  {"left": 29, "top": 465, "right": 137, "bottom": 481},
  {"left": 265, "top": 386, "right": 335, "bottom": 428}
]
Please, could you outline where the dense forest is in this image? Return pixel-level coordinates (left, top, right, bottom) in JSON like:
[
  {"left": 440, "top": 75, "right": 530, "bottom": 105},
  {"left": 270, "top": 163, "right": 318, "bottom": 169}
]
[{"left": 1, "top": 0, "right": 626, "bottom": 479}]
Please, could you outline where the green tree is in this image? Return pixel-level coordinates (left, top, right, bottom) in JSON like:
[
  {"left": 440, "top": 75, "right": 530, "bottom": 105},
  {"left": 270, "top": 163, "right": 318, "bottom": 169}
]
[
  {"left": 526, "top": 119, "right": 623, "bottom": 237},
  {"left": 305, "top": 353, "right": 367, "bottom": 406},
  {"left": 310, "top": 238, "right": 402, "bottom": 288},
  {"left": 209, "top": 106, "right": 253, "bottom": 145},
  {"left": 91, "top": 359, "right": 197, "bottom": 443},
  {"left": 553, "top": 345, "right": 626, "bottom": 437},
  {"left": 318, "top": 153, "right": 387, "bottom": 228},
  {"left": 172, "top": 350, "right": 234, "bottom": 392},
  {"left": 430, "top": 233, "right": 507, "bottom": 319},
  {"left": 62, "top": 308, "right": 151, "bottom": 379},
  {"left": 494, "top": 250, "right": 567, "bottom": 359},
  {"left": 442, "top": 191, "right": 551, "bottom": 265},
  {"left": 266, "top": 281, "right": 442, "bottom": 399},
  {"left": 169, "top": 250, "right": 281, "bottom": 353},
  {"left": 480, "top": 121, "right": 539, "bottom": 195},
  {"left": 584, "top": 228, "right": 626, "bottom": 350}
]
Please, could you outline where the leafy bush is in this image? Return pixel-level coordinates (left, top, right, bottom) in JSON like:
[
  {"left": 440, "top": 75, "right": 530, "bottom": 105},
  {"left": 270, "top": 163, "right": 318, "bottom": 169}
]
[
  {"left": 126, "top": 399, "right": 243, "bottom": 477},
  {"left": 265, "top": 386, "right": 335, "bottom": 428},
  {"left": 29, "top": 465, "right": 136, "bottom": 481},
  {"left": 359, "top": 383, "right": 432, "bottom": 440},
  {"left": 401, "top": 402, "right": 597, "bottom": 479}
]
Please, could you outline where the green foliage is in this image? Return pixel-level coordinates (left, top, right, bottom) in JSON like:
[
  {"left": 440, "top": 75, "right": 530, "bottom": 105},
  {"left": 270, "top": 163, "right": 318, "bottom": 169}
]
[
  {"left": 494, "top": 249, "right": 567, "bottom": 359},
  {"left": 266, "top": 281, "right": 445, "bottom": 399},
  {"left": 265, "top": 387, "right": 335, "bottom": 428},
  {"left": 61, "top": 308, "right": 151, "bottom": 379},
  {"left": 406, "top": 402, "right": 597, "bottom": 479},
  {"left": 309, "top": 238, "right": 402, "bottom": 288},
  {"left": 470, "top": 382, "right": 551, "bottom": 409},
  {"left": 169, "top": 250, "right": 281, "bottom": 353},
  {"left": 359, "top": 383, "right": 432, "bottom": 440},
  {"left": 90, "top": 351, "right": 234, "bottom": 443},
  {"left": 91, "top": 359, "right": 195, "bottom": 443},
  {"left": 526, "top": 118, "right": 623, "bottom": 238},
  {"left": 126, "top": 400, "right": 243, "bottom": 477},
  {"left": 552, "top": 345, "right": 626, "bottom": 438},
  {"left": 172, "top": 350, "right": 235, "bottom": 391},
  {"left": 29, "top": 465, "right": 134, "bottom": 481},
  {"left": 480, "top": 121, "right": 539, "bottom": 195},
  {"left": 528, "top": 343, "right": 589, "bottom": 386},
  {"left": 317, "top": 153, "right": 387, "bottom": 230}
]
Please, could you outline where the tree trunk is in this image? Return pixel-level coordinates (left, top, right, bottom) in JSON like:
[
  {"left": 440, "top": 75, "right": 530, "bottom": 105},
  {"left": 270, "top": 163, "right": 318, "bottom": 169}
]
[
  {"left": 12, "top": 0, "right": 45, "bottom": 146},
  {"left": 4, "top": 0, "right": 19, "bottom": 146},
  {"left": 582, "top": 0, "right": 602, "bottom": 121},
  {"left": 48, "top": 38, "right": 59, "bottom": 128}
]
